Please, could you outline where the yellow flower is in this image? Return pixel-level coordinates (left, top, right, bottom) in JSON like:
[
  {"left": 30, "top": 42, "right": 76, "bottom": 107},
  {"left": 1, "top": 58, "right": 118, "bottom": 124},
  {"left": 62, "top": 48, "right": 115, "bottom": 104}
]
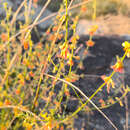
[
  {"left": 122, "top": 41, "right": 130, "bottom": 58},
  {"left": 101, "top": 75, "right": 115, "bottom": 93},
  {"left": 110, "top": 56, "right": 124, "bottom": 73},
  {"left": 122, "top": 41, "right": 130, "bottom": 50},
  {"left": 126, "top": 49, "right": 130, "bottom": 58},
  {"left": 88, "top": 25, "right": 98, "bottom": 36},
  {"left": 60, "top": 43, "right": 70, "bottom": 60}
]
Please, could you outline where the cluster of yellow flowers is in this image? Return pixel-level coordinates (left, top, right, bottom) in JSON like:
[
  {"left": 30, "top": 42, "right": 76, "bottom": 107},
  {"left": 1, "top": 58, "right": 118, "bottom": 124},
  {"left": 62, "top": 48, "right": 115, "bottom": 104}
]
[{"left": 122, "top": 41, "right": 130, "bottom": 58}]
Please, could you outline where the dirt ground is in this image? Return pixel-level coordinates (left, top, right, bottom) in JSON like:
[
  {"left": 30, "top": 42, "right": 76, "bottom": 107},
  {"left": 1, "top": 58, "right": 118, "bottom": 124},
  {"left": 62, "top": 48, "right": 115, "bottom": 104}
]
[
  {"left": 96, "top": 0, "right": 130, "bottom": 35},
  {"left": 77, "top": 14, "right": 130, "bottom": 37},
  {"left": 96, "top": 14, "right": 130, "bottom": 35}
]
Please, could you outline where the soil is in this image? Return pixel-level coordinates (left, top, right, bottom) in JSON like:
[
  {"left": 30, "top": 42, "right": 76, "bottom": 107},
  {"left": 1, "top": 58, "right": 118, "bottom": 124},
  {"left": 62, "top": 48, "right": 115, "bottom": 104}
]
[
  {"left": 96, "top": 14, "right": 130, "bottom": 36},
  {"left": 77, "top": 14, "right": 130, "bottom": 37}
]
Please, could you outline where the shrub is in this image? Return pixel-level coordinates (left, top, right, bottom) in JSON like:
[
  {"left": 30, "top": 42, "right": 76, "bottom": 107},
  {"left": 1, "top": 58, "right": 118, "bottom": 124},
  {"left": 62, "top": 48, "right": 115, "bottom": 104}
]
[{"left": 0, "top": 0, "right": 129, "bottom": 129}]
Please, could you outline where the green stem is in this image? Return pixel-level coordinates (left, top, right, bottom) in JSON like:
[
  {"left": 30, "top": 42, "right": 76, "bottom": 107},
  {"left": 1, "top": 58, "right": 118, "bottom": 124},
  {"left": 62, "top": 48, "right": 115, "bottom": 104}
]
[
  {"left": 65, "top": 0, "right": 68, "bottom": 44},
  {"left": 61, "top": 51, "right": 128, "bottom": 123}
]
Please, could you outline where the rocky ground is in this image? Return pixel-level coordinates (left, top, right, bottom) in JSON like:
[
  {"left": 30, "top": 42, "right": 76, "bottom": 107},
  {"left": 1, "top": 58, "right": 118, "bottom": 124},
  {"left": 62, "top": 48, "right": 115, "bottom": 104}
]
[{"left": 67, "top": 35, "right": 130, "bottom": 130}]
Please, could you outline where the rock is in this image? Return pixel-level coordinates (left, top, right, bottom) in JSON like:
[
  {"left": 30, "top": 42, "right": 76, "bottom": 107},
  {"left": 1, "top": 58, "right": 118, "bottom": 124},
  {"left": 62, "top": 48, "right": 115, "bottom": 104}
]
[
  {"left": 122, "top": 34, "right": 130, "bottom": 41},
  {"left": 124, "top": 58, "right": 130, "bottom": 86},
  {"left": 77, "top": 35, "right": 124, "bottom": 74},
  {"left": 69, "top": 35, "right": 130, "bottom": 130},
  {"left": 16, "top": 2, "right": 53, "bottom": 29},
  {"left": 32, "top": 8, "right": 53, "bottom": 29},
  {"left": 0, "top": 0, "right": 53, "bottom": 29}
]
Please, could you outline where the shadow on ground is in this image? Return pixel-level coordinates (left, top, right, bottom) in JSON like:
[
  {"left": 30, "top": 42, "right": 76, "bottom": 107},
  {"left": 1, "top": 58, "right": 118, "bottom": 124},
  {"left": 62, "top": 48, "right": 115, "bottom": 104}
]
[{"left": 65, "top": 35, "right": 130, "bottom": 130}]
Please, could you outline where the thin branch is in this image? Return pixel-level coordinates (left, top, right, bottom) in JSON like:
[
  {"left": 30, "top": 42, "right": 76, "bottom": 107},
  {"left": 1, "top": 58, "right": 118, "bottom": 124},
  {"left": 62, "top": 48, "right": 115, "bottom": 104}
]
[
  {"left": 0, "top": 46, "right": 22, "bottom": 86},
  {"left": 7, "top": 116, "right": 17, "bottom": 130},
  {"left": 0, "top": 0, "right": 91, "bottom": 51},
  {"left": 124, "top": 95, "right": 129, "bottom": 130},
  {"left": 0, "top": 105, "right": 45, "bottom": 125},
  {"left": 0, "top": 0, "right": 51, "bottom": 87},
  {"left": 28, "top": 0, "right": 33, "bottom": 17},
  {"left": 43, "top": 73, "right": 118, "bottom": 130},
  {"left": 32, "top": 0, "right": 74, "bottom": 111},
  {"left": 10, "top": 0, "right": 27, "bottom": 27},
  {"left": 25, "top": 0, "right": 51, "bottom": 39}
]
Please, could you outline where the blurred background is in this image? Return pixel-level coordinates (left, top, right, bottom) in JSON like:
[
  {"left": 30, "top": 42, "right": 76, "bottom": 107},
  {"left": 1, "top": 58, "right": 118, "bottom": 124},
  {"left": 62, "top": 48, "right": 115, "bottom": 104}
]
[
  {"left": 2, "top": 0, "right": 130, "bottom": 36},
  {"left": 39, "top": 0, "right": 130, "bottom": 36}
]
